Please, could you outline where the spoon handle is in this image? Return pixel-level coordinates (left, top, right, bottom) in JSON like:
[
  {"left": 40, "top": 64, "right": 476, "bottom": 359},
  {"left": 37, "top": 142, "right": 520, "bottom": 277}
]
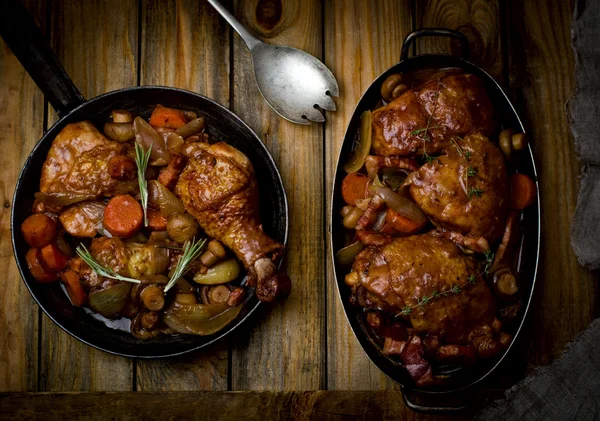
[{"left": 207, "top": 0, "right": 261, "bottom": 51}]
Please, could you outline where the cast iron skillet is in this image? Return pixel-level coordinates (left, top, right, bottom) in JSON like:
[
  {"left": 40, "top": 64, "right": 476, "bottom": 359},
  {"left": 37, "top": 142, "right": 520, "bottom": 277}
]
[
  {"left": 330, "top": 29, "right": 540, "bottom": 412},
  {"left": 2, "top": 0, "right": 288, "bottom": 358}
]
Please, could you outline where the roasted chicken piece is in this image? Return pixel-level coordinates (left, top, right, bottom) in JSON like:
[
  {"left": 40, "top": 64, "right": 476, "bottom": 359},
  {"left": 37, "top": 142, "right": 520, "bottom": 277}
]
[
  {"left": 346, "top": 235, "right": 508, "bottom": 363},
  {"left": 176, "top": 142, "right": 291, "bottom": 302},
  {"left": 39, "top": 121, "right": 137, "bottom": 202},
  {"left": 407, "top": 133, "right": 509, "bottom": 244},
  {"left": 371, "top": 74, "right": 495, "bottom": 156}
]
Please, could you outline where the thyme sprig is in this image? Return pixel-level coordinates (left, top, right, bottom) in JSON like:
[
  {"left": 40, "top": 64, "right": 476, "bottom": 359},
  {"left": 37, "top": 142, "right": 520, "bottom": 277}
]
[
  {"left": 451, "top": 136, "right": 482, "bottom": 200},
  {"left": 135, "top": 142, "right": 152, "bottom": 227},
  {"left": 411, "top": 79, "right": 443, "bottom": 161},
  {"left": 76, "top": 244, "right": 141, "bottom": 284},
  {"left": 164, "top": 237, "right": 207, "bottom": 293}
]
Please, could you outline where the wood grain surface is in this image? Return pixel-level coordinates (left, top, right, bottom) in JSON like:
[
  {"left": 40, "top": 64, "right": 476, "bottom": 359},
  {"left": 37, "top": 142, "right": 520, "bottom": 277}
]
[
  {"left": 323, "top": 0, "right": 411, "bottom": 391},
  {"left": 506, "top": 0, "right": 600, "bottom": 367},
  {"left": 0, "top": 391, "right": 470, "bottom": 421},
  {"left": 39, "top": 0, "right": 137, "bottom": 392},
  {"left": 0, "top": 0, "right": 45, "bottom": 392},
  {"left": 135, "top": 0, "right": 230, "bottom": 392},
  {"left": 0, "top": 0, "right": 596, "bottom": 418}
]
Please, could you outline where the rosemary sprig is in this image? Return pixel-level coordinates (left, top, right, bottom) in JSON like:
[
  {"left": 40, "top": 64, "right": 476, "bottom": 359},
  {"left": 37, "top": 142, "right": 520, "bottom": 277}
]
[
  {"left": 164, "top": 237, "right": 207, "bottom": 293},
  {"left": 76, "top": 244, "right": 141, "bottom": 284},
  {"left": 135, "top": 143, "right": 152, "bottom": 227}
]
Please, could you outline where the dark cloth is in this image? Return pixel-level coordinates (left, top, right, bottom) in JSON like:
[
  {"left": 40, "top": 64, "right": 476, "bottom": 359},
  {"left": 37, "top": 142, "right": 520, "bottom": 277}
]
[
  {"left": 476, "top": 319, "right": 600, "bottom": 420},
  {"left": 569, "top": 0, "right": 600, "bottom": 269}
]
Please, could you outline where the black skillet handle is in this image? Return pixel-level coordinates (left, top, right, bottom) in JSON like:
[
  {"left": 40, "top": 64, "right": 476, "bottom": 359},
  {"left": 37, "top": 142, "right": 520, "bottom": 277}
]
[
  {"left": 401, "top": 386, "right": 470, "bottom": 414},
  {"left": 0, "top": 0, "right": 85, "bottom": 117},
  {"left": 401, "top": 28, "right": 470, "bottom": 61}
]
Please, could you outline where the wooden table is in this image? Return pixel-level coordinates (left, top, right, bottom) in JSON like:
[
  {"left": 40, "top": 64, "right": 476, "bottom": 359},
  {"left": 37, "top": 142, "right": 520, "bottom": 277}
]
[{"left": 0, "top": 0, "right": 596, "bottom": 419}]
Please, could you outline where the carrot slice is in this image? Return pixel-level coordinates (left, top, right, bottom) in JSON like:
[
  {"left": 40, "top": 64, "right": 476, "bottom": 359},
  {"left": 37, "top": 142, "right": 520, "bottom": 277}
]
[
  {"left": 61, "top": 270, "right": 87, "bottom": 307},
  {"left": 341, "top": 173, "right": 369, "bottom": 205},
  {"left": 26, "top": 248, "right": 58, "bottom": 283},
  {"left": 21, "top": 214, "right": 57, "bottom": 248},
  {"left": 40, "top": 243, "right": 69, "bottom": 272},
  {"left": 147, "top": 208, "right": 168, "bottom": 231},
  {"left": 103, "top": 194, "right": 144, "bottom": 237},
  {"left": 385, "top": 208, "right": 424, "bottom": 234},
  {"left": 149, "top": 105, "right": 187, "bottom": 129},
  {"left": 510, "top": 173, "right": 536, "bottom": 210}
]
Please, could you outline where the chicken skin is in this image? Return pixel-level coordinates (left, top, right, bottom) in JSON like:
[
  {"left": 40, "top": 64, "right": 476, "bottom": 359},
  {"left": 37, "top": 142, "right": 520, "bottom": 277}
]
[
  {"left": 40, "top": 121, "right": 137, "bottom": 199},
  {"left": 407, "top": 133, "right": 509, "bottom": 244},
  {"left": 176, "top": 142, "right": 291, "bottom": 302},
  {"left": 371, "top": 74, "right": 495, "bottom": 156}
]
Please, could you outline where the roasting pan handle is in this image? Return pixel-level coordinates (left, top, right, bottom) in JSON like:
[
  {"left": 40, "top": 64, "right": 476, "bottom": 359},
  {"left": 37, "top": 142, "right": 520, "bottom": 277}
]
[
  {"left": 401, "top": 386, "right": 470, "bottom": 414},
  {"left": 401, "top": 28, "right": 470, "bottom": 61},
  {"left": 0, "top": 0, "right": 85, "bottom": 117}
]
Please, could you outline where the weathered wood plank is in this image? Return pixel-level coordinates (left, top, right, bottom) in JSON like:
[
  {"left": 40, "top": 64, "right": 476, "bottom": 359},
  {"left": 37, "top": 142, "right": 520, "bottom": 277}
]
[
  {"left": 40, "top": 0, "right": 137, "bottom": 391},
  {"left": 230, "top": 0, "right": 325, "bottom": 390},
  {"left": 0, "top": 391, "right": 471, "bottom": 421},
  {"left": 506, "top": 0, "right": 598, "bottom": 366},
  {"left": 135, "top": 0, "right": 231, "bottom": 391},
  {"left": 323, "top": 0, "right": 411, "bottom": 390},
  {"left": 415, "top": 0, "right": 504, "bottom": 82},
  {"left": 0, "top": 0, "right": 46, "bottom": 392}
]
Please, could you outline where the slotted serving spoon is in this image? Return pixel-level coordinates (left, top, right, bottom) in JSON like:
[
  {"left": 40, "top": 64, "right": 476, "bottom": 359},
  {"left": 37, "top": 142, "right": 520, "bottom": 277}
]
[{"left": 208, "top": 0, "right": 338, "bottom": 125}]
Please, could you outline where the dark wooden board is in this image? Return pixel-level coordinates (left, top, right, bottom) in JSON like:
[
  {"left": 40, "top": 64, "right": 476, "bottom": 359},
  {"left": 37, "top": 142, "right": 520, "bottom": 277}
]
[{"left": 0, "top": 0, "right": 46, "bottom": 392}]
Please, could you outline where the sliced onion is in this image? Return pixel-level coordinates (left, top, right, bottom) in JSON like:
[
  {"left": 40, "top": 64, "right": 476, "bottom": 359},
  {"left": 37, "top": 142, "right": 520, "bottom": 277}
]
[
  {"left": 373, "top": 211, "right": 387, "bottom": 231},
  {"left": 370, "top": 185, "right": 426, "bottom": 225},
  {"left": 35, "top": 192, "right": 94, "bottom": 207},
  {"left": 148, "top": 180, "right": 185, "bottom": 217},
  {"left": 336, "top": 241, "right": 364, "bottom": 266},
  {"left": 163, "top": 301, "right": 238, "bottom": 335},
  {"left": 344, "top": 110, "right": 372, "bottom": 173},
  {"left": 133, "top": 116, "right": 171, "bottom": 166},
  {"left": 89, "top": 282, "right": 132, "bottom": 317},
  {"left": 382, "top": 168, "right": 408, "bottom": 191}
]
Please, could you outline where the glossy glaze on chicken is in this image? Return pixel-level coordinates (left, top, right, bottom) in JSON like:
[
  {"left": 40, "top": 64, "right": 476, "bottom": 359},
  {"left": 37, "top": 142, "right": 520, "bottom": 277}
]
[
  {"left": 21, "top": 106, "right": 290, "bottom": 339},
  {"left": 338, "top": 71, "right": 536, "bottom": 387}
]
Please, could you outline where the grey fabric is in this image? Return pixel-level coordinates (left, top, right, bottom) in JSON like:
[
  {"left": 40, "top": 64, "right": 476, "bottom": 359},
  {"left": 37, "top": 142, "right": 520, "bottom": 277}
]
[
  {"left": 475, "top": 319, "right": 600, "bottom": 420},
  {"left": 569, "top": 0, "right": 600, "bottom": 269}
]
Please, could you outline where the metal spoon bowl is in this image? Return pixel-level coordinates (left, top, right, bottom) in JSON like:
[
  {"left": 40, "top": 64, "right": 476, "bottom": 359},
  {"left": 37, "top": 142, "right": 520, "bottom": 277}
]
[{"left": 208, "top": 0, "right": 339, "bottom": 125}]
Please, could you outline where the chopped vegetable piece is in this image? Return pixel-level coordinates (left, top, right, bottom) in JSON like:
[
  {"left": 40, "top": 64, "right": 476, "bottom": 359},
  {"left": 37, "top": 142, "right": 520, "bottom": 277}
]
[
  {"left": 103, "top": 194, "right": 144, "bottom": 237},
  {"left": 141, "top": 285, "right": 165, "bottom": 311},
  {"left": 26, "top": 248, "right": 58, "bottom": 283},
  {"left": 341, "top": 173, "right": 369, "bottom": 205},
  {"left": 21, "top": 214, "right": 57, "bottom": 248},
  {"left": 61, "top": 270, "right": 86, "bottom": 307},
  {"left": 370, "top": 185, "right": 427, "bottom": 225},
  {"left": 510, "top": 173, "right": 536, "bottom": 210},
  {"left": 149, "top": 104, "right": 187, "bottom": 129},
  {"left": 344, "top": 110, "right": 372, "bottom": 173},
  {"left": 40, "top": 243, "right": 69, "bottom": 272},
  {"left": 193, "top": 258, "right": 240, "bottom": 285},
  {"left": 158, "top": 154, "right": 187, "bottom": 190},
  {"left": 147, "top": 209, "right": 168, "bottom": 231},
  {"left": 385, "top": 208, "right": 425, "bottom": 234},
  {"left": 335, "top": 241, "right": 364, "bottom": 266}
]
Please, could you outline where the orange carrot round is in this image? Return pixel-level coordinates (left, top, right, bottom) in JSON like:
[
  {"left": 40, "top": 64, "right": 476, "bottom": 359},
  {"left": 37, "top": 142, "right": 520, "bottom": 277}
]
[
  {"left": 26, "top": 248, "right": 58, "bottom": 283},
  {"left": 510, "top": 173, "right": 536, "bottom": 210},
  {"left": 147, "top": 208, "right": 168, "bottom": 231},
  {"left": 149, "top": 105, "right": 187, "bottom": 129},
  {"left": 103, "top": 194, "right": 143, "bottom": 237},
  {"left": 61, "top": 270, "right": 87, "bottom": 307},
  {"left": 40, "top": 243, "right": 69, "bottom": 272},
  {"left": 21, "top": 214, "right": 57, "bottom": 248},
  {"left": 385, "top": 208, "right": 424, "bottom": 234},
  {"left": 341, "top": 173, "right": 369, "bottom": 205}
]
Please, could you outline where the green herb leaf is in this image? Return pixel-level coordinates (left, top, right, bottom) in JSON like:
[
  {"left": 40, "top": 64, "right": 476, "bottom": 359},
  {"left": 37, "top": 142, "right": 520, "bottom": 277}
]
[
  {"left": 135, "top": 142, "right": 152, "bottom": 227},
  {"left": 400, "top": 306, "right": 412, "bottom": 316},
  {"left": 164, "top": 237, "right": 207, "bottom": 293},
  {"left": 76, "top": 244, "right": 140, "bottom": 284},
  {"left": 467, "top": 187, "right": 484, "bottom": 199},
  {"left": 468, "top": 274, "right": 477, "bottom": 284},
  {"left": 467, "top": 166, "right": 477, "bottom": 178}
]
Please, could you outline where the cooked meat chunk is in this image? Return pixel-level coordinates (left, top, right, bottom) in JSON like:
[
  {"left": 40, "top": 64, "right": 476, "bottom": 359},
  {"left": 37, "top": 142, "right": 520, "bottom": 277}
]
[
  {"left": 175, "top": 142, "right": 291, "bottom": 302},
  {"left": 371, "top": 74, "right": 495, "bottom": 156},
  {"left": 40, "top": 121, "right": 138, "bottom": 198},
  {"left": 407, "top": 133, "right": 509, "bottom": 243}
]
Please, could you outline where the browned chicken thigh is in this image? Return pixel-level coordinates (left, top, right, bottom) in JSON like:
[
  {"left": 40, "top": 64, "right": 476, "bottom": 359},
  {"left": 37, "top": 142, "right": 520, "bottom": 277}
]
[
  {"left": 176, "top": 142, "right": 291, "bottom": 302},
  {"left": 407, "top": 133, "right": 509, "bottom": 244},
  {"left": 40, "top": 121, "right": 137, "bottom": 200},
  {"left": 345, "top": 235, "right": 509, "bottom": 385},
  {"left": 371, "top": 74, "right": 495, "bottom": 156}
]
